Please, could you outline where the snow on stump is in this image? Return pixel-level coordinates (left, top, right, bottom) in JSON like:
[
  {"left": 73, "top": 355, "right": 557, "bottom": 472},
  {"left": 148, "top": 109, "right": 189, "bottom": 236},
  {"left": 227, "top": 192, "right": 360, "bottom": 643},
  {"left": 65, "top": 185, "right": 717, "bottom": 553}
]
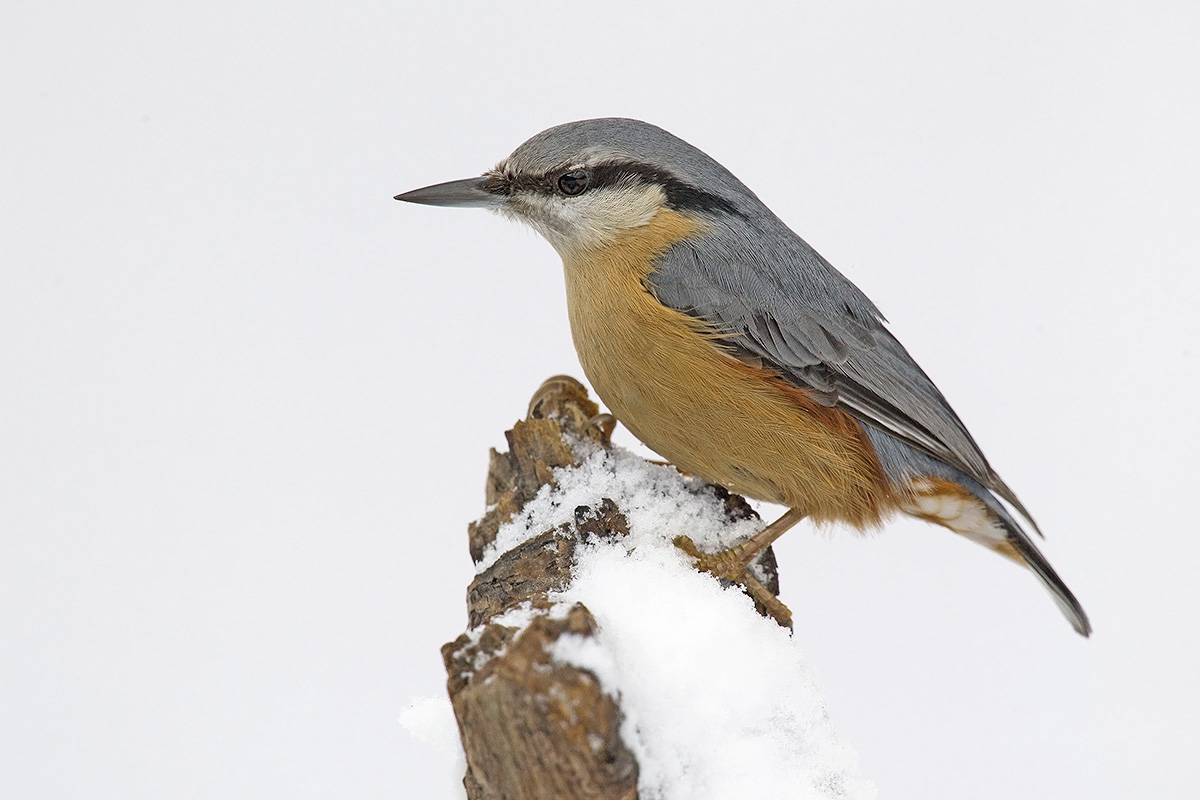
[{"left": 441, "top": 376, "right": 876, "bottom": 800}]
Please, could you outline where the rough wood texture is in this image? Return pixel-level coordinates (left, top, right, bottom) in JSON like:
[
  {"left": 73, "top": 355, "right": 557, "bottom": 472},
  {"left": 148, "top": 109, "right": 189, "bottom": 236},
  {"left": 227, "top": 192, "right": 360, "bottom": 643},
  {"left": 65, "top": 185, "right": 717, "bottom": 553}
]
[
  {"left": 466, "top": 498, "right": 629, "bottom": 629},
  {"left": 444, "top": 604, "right": 638, "bottom": 800},
  {"left": 442, "top": 375, "right": 782, "bottom": 800}
]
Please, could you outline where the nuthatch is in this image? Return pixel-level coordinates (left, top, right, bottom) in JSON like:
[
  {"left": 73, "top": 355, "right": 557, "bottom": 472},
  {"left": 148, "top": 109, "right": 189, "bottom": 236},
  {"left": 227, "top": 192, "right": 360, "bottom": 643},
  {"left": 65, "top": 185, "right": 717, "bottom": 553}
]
[{"left": 397, "top": 118, "right": 1090, "bottom": 636}]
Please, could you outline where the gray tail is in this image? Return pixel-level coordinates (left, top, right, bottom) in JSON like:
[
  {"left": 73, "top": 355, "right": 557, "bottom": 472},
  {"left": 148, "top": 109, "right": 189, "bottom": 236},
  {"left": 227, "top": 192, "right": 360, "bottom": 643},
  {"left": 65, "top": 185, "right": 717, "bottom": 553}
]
[
  {"left": 1009, "top": 530, "right": 1092, "bottom": 637},
  {"left": 897, "top": 467, "right": 1092, "bottom": 637}
]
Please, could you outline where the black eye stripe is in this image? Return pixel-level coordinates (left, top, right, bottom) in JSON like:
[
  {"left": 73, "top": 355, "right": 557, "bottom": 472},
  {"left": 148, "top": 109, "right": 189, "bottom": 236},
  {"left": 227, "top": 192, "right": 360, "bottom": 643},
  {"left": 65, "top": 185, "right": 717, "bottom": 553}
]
[
  {"left": 587, "top": 161, "right": 742, "bottom": 217},
  {"left": 483, "top": 160, "right": 742, "bottom": 217},
  {"left": 588, "top": 162, "right": 666, "bottom": 189}
]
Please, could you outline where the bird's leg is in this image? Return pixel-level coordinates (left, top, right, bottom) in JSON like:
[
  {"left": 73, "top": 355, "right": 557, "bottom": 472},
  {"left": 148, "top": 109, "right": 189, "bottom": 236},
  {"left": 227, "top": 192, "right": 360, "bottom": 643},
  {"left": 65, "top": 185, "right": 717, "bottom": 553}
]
[{"left": 674, "top": 507, "right": 807, "bottom": 629}]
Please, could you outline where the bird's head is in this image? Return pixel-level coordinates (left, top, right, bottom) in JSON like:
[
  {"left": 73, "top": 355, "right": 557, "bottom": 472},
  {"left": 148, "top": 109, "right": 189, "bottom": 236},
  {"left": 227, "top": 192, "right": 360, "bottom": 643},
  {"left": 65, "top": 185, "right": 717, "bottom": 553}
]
[{"left": 396, "top": 118, "right": 757, "bottom": 259}]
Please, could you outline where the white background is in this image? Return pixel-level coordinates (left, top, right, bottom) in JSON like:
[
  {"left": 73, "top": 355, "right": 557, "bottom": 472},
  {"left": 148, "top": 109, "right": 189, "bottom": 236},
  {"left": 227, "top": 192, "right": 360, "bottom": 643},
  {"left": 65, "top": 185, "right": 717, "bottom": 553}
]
[{"left": 3, "top": 1, "right": 1198, "bottom": 797}]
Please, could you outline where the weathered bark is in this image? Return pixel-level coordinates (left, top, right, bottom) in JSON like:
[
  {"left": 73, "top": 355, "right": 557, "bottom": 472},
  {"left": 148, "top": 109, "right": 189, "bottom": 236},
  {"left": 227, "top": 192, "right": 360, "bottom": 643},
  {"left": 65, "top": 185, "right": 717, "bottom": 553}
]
[{"left": 441, "top": 376, "right": 780, "bottom": 800}]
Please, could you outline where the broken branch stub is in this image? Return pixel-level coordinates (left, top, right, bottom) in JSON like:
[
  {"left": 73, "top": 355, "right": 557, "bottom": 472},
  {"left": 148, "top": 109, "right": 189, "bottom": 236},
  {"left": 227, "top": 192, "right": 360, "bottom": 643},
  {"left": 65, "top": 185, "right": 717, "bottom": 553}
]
[{"left": 441, "top": 375, "right": 782, "bottom": 800}]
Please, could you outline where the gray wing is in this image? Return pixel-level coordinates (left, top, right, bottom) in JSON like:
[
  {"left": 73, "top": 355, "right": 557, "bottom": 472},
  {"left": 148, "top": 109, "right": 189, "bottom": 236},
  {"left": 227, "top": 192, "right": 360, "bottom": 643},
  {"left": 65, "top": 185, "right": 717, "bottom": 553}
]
[{"left": 648, "top": 216, "right": 1038, "bottom": 531}]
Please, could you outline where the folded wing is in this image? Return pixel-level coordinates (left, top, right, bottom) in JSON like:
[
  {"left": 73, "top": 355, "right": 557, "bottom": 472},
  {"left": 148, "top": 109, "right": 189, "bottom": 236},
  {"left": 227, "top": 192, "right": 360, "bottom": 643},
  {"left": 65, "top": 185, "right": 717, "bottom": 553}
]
[{"left": 648, "top": 217, "right": 1038, "bottom": 532}]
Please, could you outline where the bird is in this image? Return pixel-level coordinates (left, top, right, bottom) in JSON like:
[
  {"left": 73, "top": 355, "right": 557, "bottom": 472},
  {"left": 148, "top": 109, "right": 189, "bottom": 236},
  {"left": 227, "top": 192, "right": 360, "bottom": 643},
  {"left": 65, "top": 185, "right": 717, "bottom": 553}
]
[{"left": 396, "top": 118, "right": 1090, "bottom": 636}]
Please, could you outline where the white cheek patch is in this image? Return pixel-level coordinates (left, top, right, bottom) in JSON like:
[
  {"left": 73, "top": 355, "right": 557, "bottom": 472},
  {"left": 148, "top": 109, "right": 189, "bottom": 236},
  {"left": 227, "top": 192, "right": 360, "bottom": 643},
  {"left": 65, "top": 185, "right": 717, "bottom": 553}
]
[{"left": 499, "top": 183, "right": 666, "bottom": 257}]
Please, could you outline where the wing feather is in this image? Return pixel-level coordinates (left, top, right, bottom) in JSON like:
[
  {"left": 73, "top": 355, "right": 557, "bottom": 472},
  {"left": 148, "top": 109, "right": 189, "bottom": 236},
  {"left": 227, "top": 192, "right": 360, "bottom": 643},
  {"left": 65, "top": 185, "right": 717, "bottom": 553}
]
[{"left": 649, "top": 219, "right": 1040, "bottom": 533}]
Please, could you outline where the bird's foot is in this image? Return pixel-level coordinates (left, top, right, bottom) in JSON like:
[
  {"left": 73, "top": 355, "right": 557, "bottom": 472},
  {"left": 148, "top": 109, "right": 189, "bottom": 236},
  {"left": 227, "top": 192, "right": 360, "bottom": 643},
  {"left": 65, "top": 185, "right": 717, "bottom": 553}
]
[{"left": 673, "top": 535, "right": 793, "bottom": 629}]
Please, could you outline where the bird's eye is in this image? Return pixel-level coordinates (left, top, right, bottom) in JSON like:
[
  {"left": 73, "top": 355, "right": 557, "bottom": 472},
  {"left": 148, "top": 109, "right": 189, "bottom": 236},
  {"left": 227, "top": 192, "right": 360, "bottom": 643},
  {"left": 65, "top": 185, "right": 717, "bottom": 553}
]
[{"left": 557, "top": 169, "right": 590, "bottom": 196}]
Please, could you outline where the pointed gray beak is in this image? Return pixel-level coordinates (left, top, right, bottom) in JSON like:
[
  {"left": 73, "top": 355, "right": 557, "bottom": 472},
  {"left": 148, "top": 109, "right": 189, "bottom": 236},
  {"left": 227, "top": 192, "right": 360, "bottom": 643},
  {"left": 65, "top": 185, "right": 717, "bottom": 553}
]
[{"left": 394, "top": 176, "right": 505, "bottom": 208}]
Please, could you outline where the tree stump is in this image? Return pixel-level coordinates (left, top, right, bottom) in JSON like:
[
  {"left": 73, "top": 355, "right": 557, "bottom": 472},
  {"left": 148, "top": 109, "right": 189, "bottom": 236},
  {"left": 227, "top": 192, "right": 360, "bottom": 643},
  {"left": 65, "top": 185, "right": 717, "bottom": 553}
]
[{"left": 440, "top": 376, "right": 782, "bottom": 800}]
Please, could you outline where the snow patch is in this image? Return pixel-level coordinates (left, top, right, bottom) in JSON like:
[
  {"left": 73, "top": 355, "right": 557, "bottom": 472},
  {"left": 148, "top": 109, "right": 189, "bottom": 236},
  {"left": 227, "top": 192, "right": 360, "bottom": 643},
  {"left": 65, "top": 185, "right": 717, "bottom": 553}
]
[
  {"left": 477, "top": 442, "right": 761, "bottom": 574},
  {"left": 399, "top": 696, "right": 467, "bottom": 800},
  {"left": 463, "top": 439, "right": 875, "bottom": 798},
  {"left": 553, "top": 535, "right": 875, "bottom": 800}
]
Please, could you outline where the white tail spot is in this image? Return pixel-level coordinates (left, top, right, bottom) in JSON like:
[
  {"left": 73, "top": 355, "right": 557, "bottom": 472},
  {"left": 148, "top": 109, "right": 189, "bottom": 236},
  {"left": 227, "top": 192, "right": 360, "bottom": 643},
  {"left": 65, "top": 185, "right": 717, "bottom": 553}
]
[{"left": 900, "top": 478, "right": 1007, "bottom": 547}]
